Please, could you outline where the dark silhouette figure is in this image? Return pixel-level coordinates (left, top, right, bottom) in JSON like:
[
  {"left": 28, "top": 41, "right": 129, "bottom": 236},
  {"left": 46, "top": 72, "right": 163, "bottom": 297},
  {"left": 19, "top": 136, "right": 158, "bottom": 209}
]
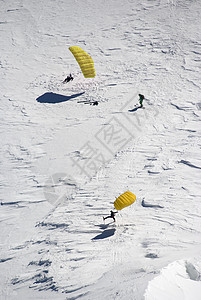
[
  {"left": 139, "top": 94, "right": 145, "bottom": 108},
  {"left": 103, "top": 210, "right": 118, "bottom": 222},
  {"left": 63, "top": 73, "right": 74, "bottom": 83}
]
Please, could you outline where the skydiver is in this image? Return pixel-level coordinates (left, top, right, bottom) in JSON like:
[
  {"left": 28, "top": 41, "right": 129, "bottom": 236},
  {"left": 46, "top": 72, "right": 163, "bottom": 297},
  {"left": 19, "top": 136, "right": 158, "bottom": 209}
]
[
  {"left": 138, "top": 94, "right": 145, "bottom": 108},
  {"left": 103, "top": 210, "right": 118, "bottom": 222},
  {"left": 63, "top": 73, "right": 74, "bottom": 83}
]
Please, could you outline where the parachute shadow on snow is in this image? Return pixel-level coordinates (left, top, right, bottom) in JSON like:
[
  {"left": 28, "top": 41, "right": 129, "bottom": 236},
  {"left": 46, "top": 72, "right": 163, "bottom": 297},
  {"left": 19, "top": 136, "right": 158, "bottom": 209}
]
[
  {"left": 36, "top": 92, "right": 85, "bottom": 104},
  {"left": 92, "top": 228, "right": 116, "bottom": 240}
]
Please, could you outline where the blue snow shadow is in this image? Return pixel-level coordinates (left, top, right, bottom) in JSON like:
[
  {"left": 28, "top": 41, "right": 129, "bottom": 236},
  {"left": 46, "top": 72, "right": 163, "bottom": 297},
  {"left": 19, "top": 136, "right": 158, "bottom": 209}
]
[
  {"left": 128, "top": 106, "right": 141, "bottom": 112},
  {"left": 36, "top": 92, "right": 85, "bottom": 104},
  {"left": 92, "top": 228, "right": 116, "bottom": 240}
]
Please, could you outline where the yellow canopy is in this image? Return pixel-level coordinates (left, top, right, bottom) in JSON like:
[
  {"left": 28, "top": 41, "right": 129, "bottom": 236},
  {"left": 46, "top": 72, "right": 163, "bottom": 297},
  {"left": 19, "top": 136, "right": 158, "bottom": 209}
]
[
  {"left": 114, "top": 191, "right": 136, "bottom": 210},
  {"left": 69, "top": 46, "right": 96, "bottom": 78}
]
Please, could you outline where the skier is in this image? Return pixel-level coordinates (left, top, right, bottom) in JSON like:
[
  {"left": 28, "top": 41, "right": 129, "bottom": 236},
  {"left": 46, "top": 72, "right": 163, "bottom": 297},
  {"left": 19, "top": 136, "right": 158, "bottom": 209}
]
[
  {"left": 138, "top": 94, "right": 145, "bottom": 108},
  {"left": 103, "top": 210, "right": 118, "bottom": 222},
  {"left": 63, "top": 73, "right": 74, "bottom": 83}
]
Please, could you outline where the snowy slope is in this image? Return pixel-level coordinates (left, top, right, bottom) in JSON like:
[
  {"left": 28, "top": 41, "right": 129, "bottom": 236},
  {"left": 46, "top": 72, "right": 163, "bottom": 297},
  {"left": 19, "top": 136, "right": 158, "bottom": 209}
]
[
  {"left": 0, "top": 0, "right": 201, "bottom": 299},
  {"left": 145, "top": 259, "right": 201, "bottom": 300}
]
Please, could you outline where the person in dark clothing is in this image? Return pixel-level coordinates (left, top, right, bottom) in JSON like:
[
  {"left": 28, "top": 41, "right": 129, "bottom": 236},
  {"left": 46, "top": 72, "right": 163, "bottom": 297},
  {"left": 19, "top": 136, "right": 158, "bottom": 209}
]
[
  {"left": 63, "top": 73, "right": 74, "bottom": 83},
  {"left": 103, "top": 210, "right": 118, "bottom": 222},
  {"left": 139, "top": 94, "right": 145, "bottom": 108}
]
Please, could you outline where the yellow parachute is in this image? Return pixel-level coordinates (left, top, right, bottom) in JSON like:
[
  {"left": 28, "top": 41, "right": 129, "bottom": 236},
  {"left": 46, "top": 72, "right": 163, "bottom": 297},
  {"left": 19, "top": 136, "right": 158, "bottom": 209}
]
[
  {"left": 114, "top": 191, "right": 136, "bottom": 210},
  {"left": 69, "top": 46, "right": 96, "bottom": 78}
]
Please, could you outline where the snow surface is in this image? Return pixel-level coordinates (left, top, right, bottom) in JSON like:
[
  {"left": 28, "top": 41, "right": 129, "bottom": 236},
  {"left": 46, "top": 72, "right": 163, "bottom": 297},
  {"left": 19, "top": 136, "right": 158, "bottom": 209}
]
[
  {"left": 0, "top": 0, "right": 201, "bottom": 299},
  {"left": 145, "top": 259, "right": 201, "bottom": 300}
]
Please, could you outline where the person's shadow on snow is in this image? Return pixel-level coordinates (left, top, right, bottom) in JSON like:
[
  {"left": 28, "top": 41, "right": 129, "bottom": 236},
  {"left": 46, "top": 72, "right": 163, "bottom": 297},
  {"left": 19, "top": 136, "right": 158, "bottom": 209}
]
[
  {"left": 128, "top": 106, "right": 141, "bottom": 112},
  {"left": 36, "top": 92, "right": 85, "bottom": 104}
]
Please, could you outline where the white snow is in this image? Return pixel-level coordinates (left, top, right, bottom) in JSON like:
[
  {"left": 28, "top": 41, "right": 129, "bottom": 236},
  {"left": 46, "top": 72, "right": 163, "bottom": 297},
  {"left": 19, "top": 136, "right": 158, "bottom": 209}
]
[
  {"left": 0, "top": 0, "right": 201, "bottom": 299},
  {"left": 145, "top": 259, "right": 201, "bottom": 300}
]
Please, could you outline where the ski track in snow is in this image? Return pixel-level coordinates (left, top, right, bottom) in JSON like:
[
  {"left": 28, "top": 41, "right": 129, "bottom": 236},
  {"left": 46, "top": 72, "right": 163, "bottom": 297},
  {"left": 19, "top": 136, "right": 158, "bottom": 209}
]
[{"left": 0, "top": 0, "right": 201, "bottom": 299}]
